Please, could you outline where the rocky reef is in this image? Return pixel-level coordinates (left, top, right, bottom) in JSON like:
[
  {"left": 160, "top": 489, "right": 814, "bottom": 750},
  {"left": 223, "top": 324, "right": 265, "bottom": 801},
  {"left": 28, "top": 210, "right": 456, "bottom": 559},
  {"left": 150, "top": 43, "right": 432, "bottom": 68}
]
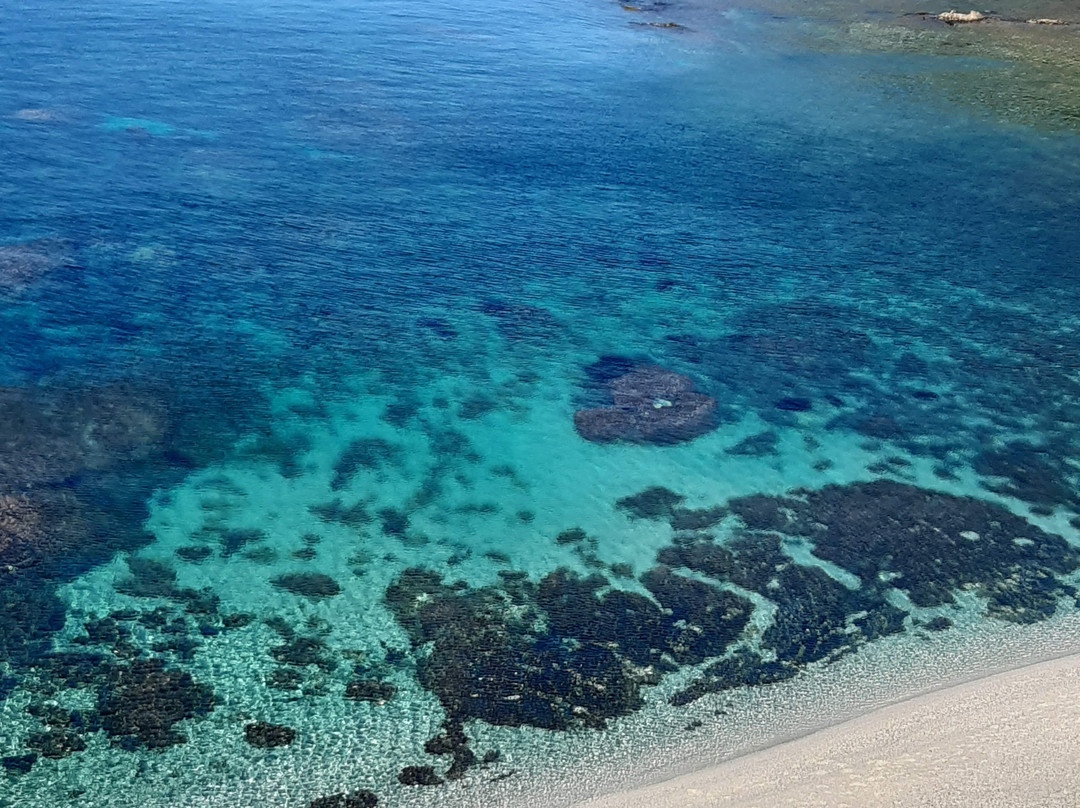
[
  {"left": 386, "top": 478, "right": 1080, "bottom": 743},
  {"left": 385, "top": 554, "right": 754, "bottom": 738},
  {"left": 574, "top": 365, "right": 718, "bottom": 445},
  {"left": 0, "top": 238, "right": 70, "bottom": 294},
  {"left": 98, "top": 659, "right": 216, "bottom": 750}
]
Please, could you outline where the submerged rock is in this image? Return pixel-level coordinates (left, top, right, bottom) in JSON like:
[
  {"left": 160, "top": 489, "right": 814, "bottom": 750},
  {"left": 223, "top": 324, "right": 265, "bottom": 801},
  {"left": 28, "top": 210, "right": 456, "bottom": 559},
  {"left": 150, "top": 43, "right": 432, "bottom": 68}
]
[
  {"left": 398, "top": 765, "right": 443, "bottom": 786},
  {"left": 574, "top": 365, "right": 717, "bottom": 445},
  {"left": 270, "top": 572, "right": 342, "bottom": 599},
  {"left": 725, "top": 480, "right": 1079, "bottom": 619},
  {"left": 385, "top": 568, "right": 646, "bottom": 731},
  {"left": 615, "top": 486, "right": 685, "bottom": 520},
  {"left": 616, "top": 486, "right": 725, "bottom": 530},
  {"left": 344, "top": 679, "right": 396, "bottom": 703},
  {"left": 98, "top": 659, "right": 215, "bottom": 749},
  {"left": 27, "top": 727, "right": 87, "bottom": 759},
  {"left": 386, "top": 559, "right": 754, "bottom": 733},
  {"left": 726, "top": 430, "right": 779, "bottom": 457},
  {"left": 270, "top": 635, "right": 337, "bottom": 671},
  {"left": 670, "top": 649, "right": 797, "bottom": 706},
  {"left": 307, "top": 791, "right": 379, "bottom": 808},
  {"left": 244, "top": 721, "right": 296, "bottom": 748},
  {"left": 331, "top": 438, "right": 401, "bottom": 491},
  {"left": 1, "top": 753, "right": 37, "bottom": 775}
]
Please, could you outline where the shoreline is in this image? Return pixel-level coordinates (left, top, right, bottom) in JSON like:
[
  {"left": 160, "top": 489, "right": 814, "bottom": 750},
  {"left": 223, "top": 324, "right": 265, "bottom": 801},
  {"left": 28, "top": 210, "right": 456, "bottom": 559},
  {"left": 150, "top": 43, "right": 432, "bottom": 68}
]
[{"left": 572, "top": 652, "right": 1080, "bottom": 808}]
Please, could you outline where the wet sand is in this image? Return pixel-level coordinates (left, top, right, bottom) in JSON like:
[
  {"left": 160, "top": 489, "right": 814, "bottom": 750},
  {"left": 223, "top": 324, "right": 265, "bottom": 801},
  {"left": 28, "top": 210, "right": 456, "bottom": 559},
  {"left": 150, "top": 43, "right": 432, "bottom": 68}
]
[{"left": 575, "top": 653, "right": 1080, "bottom": 808}]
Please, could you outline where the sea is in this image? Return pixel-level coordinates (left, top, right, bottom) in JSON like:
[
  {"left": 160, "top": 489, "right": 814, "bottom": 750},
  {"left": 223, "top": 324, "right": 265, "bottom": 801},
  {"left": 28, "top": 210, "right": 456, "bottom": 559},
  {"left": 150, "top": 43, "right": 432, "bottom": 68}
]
[{"left": 2, "top": 0, "right": 1080, "bottom": 806}]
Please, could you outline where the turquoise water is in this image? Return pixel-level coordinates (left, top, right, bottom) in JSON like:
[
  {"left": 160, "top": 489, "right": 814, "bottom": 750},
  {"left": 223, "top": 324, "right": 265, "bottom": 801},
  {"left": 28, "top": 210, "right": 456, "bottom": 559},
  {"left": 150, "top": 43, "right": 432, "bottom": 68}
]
[{"left": 2, "top": 0, "right": 1080, "bottom": 805}]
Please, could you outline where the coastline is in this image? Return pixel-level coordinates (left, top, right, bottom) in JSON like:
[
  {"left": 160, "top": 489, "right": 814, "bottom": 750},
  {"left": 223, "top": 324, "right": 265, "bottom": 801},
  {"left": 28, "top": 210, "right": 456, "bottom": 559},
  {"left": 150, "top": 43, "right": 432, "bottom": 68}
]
[{"left": 572, "top": 653, "right": 1080, "bottom": 808}]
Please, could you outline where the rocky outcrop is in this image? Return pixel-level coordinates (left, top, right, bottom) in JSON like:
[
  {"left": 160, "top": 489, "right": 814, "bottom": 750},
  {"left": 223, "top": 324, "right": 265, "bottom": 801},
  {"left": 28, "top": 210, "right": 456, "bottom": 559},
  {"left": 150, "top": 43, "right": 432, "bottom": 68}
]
[{"left": 574, "top": 365, "right": 717, "bottom": 445}]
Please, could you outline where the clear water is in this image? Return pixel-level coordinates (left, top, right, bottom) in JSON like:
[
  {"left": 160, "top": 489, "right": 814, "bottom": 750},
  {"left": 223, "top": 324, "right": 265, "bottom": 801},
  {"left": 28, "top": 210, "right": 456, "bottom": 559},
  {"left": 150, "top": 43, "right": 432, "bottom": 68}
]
[{"left": 2, "top": 0, "right": 1080, "bottom": 806}]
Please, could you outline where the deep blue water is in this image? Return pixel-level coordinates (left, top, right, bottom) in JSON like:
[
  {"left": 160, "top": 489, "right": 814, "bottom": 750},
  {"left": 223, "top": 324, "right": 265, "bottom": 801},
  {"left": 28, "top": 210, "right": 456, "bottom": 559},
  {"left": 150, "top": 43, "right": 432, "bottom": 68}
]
[{"left": 2, "top": 0, "right": 1080, "bottom": 805}]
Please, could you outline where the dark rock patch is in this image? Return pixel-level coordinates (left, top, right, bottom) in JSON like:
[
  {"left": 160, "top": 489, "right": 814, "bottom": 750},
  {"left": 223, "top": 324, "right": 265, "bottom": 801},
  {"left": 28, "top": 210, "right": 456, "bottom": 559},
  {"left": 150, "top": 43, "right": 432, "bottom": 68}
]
[
  {"left": 852, "top": 414, "right": 903, "bottom": 441},
  {"left": 383, "top": 480, "right": 1061, "bottom": 730},
  {"left": 775, "top": 397, "right": 812, "bottom": 412},
  {"left": 0, "top": 383, "right": 167, "bottom": 489},
  {"left": 223, "top": 613, "right": 254, "bottom": 630},
  {"left": 617, "top": 486, "right": 725, "bottom": 530},
  {"left": 270, "top": 635, "right": 337, "bottom": 672},
  {"left": 537, "top": 569, "right": 674, "bottom": 669},
  {"left": 115, "top": 557, "right": 179, "bottom": 600},
  {"left": 458, "top": 396, "right": 497, "bottom": 420},
  {"left": 726, "top": 480, "right": 1079, "bottom": 620},
  {"left": 266, "top": 668, "right": 304, "bottom": 691},
  {"left": 218, "top": 528, "right": 267, "bottom": 558},
  {"left": 398, "top": 765, "right": 444, "bottom": 786},
  {"left": 271, "top": 572, "right": 342, "bottom": 600},
  {"left": 616, "top": 487, "right": 685, "bottom": 520},
  {"left": 331, "top": 438, "right": 401, "bottom": 491},
  {"left": 660, "top": 528, "right": 906, "bottom": 670},
  {"left": 386, "top": 562, "right": 753, "bottom": 734},
  {"left": 584, "top": 355, "right": 639, "bottom": 388},
  {"left": 670, "top": 650, "right": 798, "bottom": 706},
  {"left": 244, "top": 721, "right": 296, "bottom": 748},
  {"left": 385, "top": 568, "right": 644, "bottom": 731},
  {"left": 175, "top": 545, "right": 212, "bottom": 563},
  {"left": 423, "top": 718, "right": 481, "bottom": 780},
  {"left": 424, "top": 719, "right": 469, "bottom": 756},
  {"left": 98, "top": 659, "right": 215, "bottom": 749},
  {"left": 1, "top": 753, "right": 36, "bottom": 775},
  {"left": 344, "top": 679, "right": 396, "bottom": 703},
  {"left": 309, "top": 499, "right": 371, "bottom": 528},
  {"left": 922, "top": 616, "right": 953, "bottom": 631},
  {"left": 669, "top": 506, "right": 726, "bottom": 531},
  {"left": 640, "top": 567, "right": 754, "bottom": 665},
  {"left": 27, "top": 727, "right": 87, "bottom": 759},
  {"left": 377, "top": 507, "right": 409, "bottom": 538},
  {"left": 0, "top": 238, "right": 70, "bottom": 294},
  {"left": 307, "top": 790, "right": 379, "bottom": 808},
  {"left": 555, "top": 527, "right": 588, "bottom": 545},
  {"left": 726, "top": 430, "right": 778, "bottom": 457}
]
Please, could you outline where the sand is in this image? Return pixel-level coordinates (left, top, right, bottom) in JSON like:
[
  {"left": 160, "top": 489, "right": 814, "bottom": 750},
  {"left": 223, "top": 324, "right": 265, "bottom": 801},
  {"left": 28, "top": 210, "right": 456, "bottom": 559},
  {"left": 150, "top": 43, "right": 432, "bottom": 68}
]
[{"left": 575, "top": 653, "right": 1080, "bottom": 808}]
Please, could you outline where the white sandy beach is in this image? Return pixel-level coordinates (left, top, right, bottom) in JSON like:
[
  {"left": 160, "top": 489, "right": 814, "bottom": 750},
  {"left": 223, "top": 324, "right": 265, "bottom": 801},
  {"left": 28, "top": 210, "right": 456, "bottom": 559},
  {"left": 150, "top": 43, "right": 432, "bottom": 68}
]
[{"left": 576, "top": 653, "right": 1080, "bottom": 808}]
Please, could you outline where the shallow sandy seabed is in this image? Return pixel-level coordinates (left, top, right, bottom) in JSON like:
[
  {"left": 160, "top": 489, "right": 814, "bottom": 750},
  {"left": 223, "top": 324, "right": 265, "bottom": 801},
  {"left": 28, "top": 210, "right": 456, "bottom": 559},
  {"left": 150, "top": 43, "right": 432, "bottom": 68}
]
[{"left": 574, "top": 652, "right": 1080, "bottom": 808}]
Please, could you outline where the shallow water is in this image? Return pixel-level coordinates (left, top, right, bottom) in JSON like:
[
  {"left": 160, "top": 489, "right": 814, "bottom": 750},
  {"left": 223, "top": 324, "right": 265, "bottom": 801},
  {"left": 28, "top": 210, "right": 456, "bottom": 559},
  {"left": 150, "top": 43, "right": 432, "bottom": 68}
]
[{"left": 2, "top": 0, "right": 1080, "bottom": 806}]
